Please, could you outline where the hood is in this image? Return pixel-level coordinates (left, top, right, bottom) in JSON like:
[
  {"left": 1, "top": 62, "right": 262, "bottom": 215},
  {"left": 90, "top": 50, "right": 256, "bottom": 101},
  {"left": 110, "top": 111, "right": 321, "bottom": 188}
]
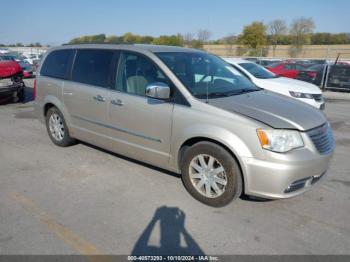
[
  {"left": 206, "top": 90, "right": 326, "bottom": 131},
  {"left": 0, "top": 61, "right": 22, "bottom": 78},
  {"left": 255, "top": 77, "right": 321, "bottom": 94}
]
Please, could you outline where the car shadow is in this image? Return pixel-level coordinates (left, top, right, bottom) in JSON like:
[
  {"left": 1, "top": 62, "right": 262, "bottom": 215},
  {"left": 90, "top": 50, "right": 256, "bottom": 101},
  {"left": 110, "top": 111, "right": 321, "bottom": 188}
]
[
  {"left": 131, "top": 206, "right": 205, "bottom": 256},
  {"left": 22, "top": 86, "right": 34, "bottom": 103},
  {"left": 78, "top": 142, "right": 270, "bottom": 202},
  {"left": 240, "top": 194, "right": 273, "bottom": 202}
]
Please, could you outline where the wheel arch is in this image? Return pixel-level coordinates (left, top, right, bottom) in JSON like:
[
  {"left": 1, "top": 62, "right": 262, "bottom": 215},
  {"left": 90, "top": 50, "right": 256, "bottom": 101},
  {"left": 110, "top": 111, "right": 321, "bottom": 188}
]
[
  {"left": 176, "top": 135, "right": 249, "bottom": 194},
  {"left": 42, "top": 95, "right": 72, "bottom": 126}
]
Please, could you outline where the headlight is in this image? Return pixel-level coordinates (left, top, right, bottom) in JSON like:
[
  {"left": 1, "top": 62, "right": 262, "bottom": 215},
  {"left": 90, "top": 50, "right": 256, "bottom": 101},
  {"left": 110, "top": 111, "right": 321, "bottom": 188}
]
[
  {"left": 289, "top": 91, "right": 314, "bottom": 99},
  {"left": 257, "top": 129, "right": 304, "bottom": 153}
]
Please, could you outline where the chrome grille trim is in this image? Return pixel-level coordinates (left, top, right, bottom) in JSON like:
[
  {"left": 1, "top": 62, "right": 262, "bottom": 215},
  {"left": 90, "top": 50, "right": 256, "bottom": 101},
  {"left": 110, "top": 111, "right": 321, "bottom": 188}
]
[{"left": 307, "top": 123, "right": 335, "bottom": 155}]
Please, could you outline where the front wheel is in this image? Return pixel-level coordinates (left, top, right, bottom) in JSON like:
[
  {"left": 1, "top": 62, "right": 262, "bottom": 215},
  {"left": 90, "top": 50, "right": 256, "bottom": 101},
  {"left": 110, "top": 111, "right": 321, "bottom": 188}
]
[{"left": 181, "top": 142, "right": 243, "bottom": 207}]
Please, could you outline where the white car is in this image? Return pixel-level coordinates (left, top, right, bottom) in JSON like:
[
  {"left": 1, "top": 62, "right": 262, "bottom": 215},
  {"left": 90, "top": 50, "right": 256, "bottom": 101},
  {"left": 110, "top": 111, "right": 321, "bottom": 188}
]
[
  {"left": 21, "top": 53, "right": 42, "bottom": 65},
  {"left": 223, "top": 58, "right": 325, "bottom": 110}
]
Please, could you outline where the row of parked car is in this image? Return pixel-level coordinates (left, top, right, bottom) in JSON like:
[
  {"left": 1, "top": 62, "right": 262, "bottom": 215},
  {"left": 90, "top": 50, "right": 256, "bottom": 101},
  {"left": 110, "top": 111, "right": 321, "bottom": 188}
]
[
  {"left": 0, "top": 50, "right": 43, "bottom": 78},
  {"left": 246, "top": 57, "right": 350, "bottom": 88},
  {"left": 0, "top": 51, "right": 44, "bottom": 103},
  {"left": 0, "top": 50, "right": 42, "bottom": 103}
]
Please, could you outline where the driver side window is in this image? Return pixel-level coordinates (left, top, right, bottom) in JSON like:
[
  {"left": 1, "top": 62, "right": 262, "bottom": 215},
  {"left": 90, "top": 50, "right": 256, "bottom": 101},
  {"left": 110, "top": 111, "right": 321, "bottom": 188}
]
[{"left": 115, "top": 52, "right": 168, "bottom": 96}]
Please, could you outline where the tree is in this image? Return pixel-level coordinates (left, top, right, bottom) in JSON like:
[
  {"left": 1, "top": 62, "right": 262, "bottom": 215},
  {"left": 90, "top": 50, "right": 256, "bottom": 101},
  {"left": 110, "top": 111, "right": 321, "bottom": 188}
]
[
  {"left": 69, "top": 34, "right": 106, "bottom": 44},
  {"left": 122, "top": 32, "right": 142, "bottom": 43},
  {"left": 183, "top": 32, "right": 195, "bottom": 46},
  {"left": 105, "top": 35, "right": 123, "bottom": 43},
  {"left": 197, "top": 30, "right": 212, "bottom": 43},
  {"left": 311, "top": 33, "right": 350, "bottom": 45},
  {"left": 220, "top": 34, "right": 238, "bottom": 45},
  {"left": 269, "top": 19, "right": 287, "bottom": 56},
  {"left": 289, "top": 17, "right": 315, "bottom": 57},
  {"left": 140, "top": 35, "right": 154, "bottom": 44},
  {"left": 152, "top": 34, "right": 183, "bottom": 46},
  {"left": 238, "top": 21, "right": 268, "bottom": 56}
]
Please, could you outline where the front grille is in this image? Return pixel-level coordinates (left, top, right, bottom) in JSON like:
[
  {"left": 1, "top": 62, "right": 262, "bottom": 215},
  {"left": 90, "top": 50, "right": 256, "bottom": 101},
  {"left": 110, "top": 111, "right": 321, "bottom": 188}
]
[
  {"left": 307, "top": 123, "right": 335, "bottom": 154},
  {"left": 312, "top": 94, "right": 323, "bottom": 102}
]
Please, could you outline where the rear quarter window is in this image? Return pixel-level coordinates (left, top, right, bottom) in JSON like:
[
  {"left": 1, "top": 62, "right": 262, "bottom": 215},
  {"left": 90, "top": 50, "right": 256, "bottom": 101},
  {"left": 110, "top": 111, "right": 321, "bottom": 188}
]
[{"left": 40, "top": 49, "right": 74, "bottom": 79}]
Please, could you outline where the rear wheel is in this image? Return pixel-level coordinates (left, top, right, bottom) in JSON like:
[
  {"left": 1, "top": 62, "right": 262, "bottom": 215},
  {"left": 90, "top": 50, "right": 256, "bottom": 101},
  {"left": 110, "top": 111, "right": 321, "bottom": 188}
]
[
  {"left": 181, "top": 142, "right": 242, "bottom": 207},
  {"left": 45, "top": 107, "right": 76, "bottom": 147}
]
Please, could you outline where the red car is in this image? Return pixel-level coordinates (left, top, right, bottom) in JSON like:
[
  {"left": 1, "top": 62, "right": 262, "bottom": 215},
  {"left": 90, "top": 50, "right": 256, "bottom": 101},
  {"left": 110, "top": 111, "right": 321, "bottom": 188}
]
[{"left": 266, "top": 62, "right": 306, "bottom": 78}]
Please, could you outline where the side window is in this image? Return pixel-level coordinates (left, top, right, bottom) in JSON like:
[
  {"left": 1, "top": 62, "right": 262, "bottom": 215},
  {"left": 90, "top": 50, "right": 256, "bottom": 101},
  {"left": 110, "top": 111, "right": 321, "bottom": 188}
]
[
  {"left": 115, "top": 52, "right": 168, "bottom": 96},
  {"left": 41, "top": 49, "right": 73, "bottom": 79},
  {"left": 72, "top": 49, "right": 113, "bottom": 88},
  {"left": 295, "top": 64, "right": 304, "bottom": 70},
  {"left": 284, "top": 64, "right": 293, "bottom": 70}
]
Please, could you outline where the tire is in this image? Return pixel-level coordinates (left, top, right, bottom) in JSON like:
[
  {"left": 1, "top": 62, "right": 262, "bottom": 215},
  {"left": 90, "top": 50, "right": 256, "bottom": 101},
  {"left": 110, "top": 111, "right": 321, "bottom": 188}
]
[
  {"left": 45, "top": 107, "right": 76, "bottom": 147},
  {"left": 17, "top": 88, "right": 24, "bottom": 102},
  {"left": 12, "top": 91, "right": 19, "bottom": 103},
  {"left": 181, "top": 141, "right": 242, "bottom": 207}
]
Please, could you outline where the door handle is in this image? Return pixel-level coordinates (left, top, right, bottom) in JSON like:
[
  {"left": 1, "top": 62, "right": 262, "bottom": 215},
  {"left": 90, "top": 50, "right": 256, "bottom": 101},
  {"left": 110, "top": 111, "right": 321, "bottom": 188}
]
[
  {"left": 111, "top": 99, "right": 124, "bottom": 106},
  {"left": 63, "top": 92, "right": 73, "bottom": 96},
  {"left": 93, "top": 95, "right": 106, "bottom": 102}
]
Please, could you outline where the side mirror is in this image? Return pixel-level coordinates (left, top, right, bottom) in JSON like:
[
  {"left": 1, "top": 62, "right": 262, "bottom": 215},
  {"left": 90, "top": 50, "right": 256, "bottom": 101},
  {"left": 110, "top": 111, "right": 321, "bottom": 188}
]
[{"left": 145, "top": 82, "right": 170, "bottom": 100}]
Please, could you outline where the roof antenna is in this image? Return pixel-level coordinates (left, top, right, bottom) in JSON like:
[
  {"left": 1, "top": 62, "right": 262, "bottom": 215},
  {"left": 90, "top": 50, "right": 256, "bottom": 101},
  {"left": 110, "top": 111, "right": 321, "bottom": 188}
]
[
  {"left": 205, "top": 63, "right": 209, "bottom": 103},
  {"left": 206, "top": 81, "right": 209, "bottom": 103}
]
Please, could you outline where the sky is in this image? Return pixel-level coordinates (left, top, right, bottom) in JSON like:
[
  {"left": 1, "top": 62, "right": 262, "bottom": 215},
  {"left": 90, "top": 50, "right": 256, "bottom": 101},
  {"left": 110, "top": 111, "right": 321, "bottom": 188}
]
[{"left": 0, "top": 0, "right": 349, "bottom": 46}]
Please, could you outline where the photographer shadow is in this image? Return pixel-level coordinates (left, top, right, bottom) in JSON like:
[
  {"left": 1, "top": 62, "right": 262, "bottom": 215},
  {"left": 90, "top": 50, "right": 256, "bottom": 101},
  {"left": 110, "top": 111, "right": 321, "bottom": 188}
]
[{"left": 131, "top": 206, "right": 205, "bottom": 256}]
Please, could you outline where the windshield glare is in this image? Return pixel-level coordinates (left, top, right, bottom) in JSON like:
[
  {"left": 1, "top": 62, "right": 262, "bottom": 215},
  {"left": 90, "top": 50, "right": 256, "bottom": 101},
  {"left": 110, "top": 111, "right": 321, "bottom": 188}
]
[
  {"left": 156, "top": 52, "right": 259, "bottom": 98},
  {"left": 239, "top": 62, "right": 277, "bottom": 79}
]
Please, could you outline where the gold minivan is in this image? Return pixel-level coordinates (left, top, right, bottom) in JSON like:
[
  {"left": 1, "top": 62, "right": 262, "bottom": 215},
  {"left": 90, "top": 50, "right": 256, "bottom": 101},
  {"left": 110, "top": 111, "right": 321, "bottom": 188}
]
[{"left": 35, "top": 44, "right": 335, "bottom": 207}]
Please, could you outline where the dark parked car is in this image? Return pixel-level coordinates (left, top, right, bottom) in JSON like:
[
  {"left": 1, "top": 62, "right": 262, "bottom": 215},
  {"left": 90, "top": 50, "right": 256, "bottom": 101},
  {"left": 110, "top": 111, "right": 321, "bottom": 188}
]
[
  {"left": 297, "top": 64, "right": 327, "bottom": 86},
  {"left": 327, "top": 64, "right": 350, "bottom": 90}
]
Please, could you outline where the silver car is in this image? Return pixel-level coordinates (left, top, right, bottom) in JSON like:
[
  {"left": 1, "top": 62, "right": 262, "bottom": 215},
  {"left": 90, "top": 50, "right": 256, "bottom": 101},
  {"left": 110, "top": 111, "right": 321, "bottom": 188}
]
[{"left": 34, "top": 44, "right": 335, "bottom": 207}]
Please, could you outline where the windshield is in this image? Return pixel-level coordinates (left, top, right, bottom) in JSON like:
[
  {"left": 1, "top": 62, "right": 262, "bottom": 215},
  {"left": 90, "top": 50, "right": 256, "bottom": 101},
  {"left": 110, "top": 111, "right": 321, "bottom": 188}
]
[
  {"left": 239, "top": 62, "right": 277, "bottom": 79},
  {"left": 156, "top": 52, "right": 259, "bottom": 99},
  {"left": 307, "top": 64, "right": 324, "bottom": 71},
  {"left": 0, "top": 55, "right": 16, "bottom": 61}
]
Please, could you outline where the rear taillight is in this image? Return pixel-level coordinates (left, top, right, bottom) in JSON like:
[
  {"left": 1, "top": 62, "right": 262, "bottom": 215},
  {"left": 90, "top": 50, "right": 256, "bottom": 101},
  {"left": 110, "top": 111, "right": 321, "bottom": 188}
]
[
  {"left": 33, "top": 79, "right": 37, "bottom": 100},
  {"left": 307, "top": 72, "right": 317, "bottom": 78}
]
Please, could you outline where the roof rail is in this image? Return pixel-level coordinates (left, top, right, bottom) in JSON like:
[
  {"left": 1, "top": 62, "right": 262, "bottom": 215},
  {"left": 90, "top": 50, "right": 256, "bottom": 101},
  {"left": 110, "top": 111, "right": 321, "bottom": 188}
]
[{"left": 62, "top": 42, "right": 134, "bottom": 46}]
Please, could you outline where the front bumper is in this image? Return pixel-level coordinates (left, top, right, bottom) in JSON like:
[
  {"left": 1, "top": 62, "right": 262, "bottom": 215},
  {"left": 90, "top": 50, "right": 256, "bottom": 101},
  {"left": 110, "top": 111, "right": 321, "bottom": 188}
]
[
  {"left": 240, "top": 148, "right": 333, "bottom": 199},
  {"left": 0, "top": 87, "right": 17, "bottom": 96}
]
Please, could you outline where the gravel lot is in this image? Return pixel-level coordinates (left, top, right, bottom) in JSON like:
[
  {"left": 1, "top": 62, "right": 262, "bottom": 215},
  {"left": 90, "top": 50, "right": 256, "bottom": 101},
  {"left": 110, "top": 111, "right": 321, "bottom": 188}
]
[{"left": 0, "top": 79, "right": 349, "bottom": 256}]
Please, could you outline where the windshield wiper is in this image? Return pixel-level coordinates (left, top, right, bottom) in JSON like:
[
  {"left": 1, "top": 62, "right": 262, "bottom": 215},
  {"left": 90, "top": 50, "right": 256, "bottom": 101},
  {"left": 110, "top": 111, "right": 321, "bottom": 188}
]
[
  {"left": 231, "top": 89, "right": 260, "bottom": 95},
  {"left": 194, "top": 89, "right": 260, "bottom": 99}
]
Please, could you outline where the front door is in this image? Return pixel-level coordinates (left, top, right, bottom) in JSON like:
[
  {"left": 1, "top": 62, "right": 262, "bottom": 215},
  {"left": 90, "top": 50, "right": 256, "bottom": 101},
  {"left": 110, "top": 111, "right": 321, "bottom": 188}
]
[{"left": 108, "top": 51, "right": 174, "bottom": 167}]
